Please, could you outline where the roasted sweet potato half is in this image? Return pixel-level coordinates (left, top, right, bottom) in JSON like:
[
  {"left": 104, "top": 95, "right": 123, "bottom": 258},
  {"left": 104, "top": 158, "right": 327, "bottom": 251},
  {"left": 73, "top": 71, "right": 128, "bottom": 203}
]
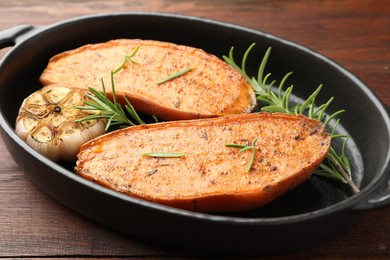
[
  {"left": 40, "top": 39, "right": 256, "bottom": 120},
  {"left": 75, "top": 113, "right": 331, "bottom": 212}
]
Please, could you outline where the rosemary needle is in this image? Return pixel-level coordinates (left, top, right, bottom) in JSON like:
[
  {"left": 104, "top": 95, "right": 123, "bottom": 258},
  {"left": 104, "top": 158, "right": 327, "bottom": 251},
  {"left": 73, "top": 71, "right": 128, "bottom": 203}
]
[
  {"left": 226, "top": 138, "right": 258, "bottom": 173},
  {"left": 142, "top": 152, "right": 185, "bottom": 158},
  {"left": 157, "top": 67, "right": 193, "bottom": 85},
  {"left": 112, "top": 46, "right": 140, "bottom": 74}
]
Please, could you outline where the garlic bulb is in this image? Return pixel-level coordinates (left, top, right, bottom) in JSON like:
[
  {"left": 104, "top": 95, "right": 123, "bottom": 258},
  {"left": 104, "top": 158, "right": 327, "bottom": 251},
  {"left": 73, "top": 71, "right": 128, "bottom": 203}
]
[{"left": 15, "top": 85, "right": 106, "bottom": 161}]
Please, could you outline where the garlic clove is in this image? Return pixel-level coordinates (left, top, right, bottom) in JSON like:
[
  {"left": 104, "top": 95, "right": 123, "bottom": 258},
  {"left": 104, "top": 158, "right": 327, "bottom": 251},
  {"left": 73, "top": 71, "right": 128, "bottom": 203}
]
[
  {"left": 45, "top": 86, "right": 72, "bottom": 104},
  {"left": 15, "top": 114, "right": 40, "bottom": 140},
  {"left": 26, "top": 122, "right": 60, "bottom": 161}
]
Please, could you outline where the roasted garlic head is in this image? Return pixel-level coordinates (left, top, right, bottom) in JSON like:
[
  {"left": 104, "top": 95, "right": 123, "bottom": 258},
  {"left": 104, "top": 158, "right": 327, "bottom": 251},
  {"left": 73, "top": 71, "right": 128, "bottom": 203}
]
[{"left": 15, "top": 85, "right": 106, "bottom": 161}]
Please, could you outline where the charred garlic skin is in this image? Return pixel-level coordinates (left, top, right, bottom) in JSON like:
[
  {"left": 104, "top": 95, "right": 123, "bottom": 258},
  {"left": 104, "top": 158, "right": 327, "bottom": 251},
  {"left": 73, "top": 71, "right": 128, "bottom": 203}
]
[{"left": 15, "top": 85, "right": 106, "bottom": 161}]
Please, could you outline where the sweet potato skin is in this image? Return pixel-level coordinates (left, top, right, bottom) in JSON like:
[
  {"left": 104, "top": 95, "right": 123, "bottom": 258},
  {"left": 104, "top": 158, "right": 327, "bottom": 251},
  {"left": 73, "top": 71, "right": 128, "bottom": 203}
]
[
  {"left": 75, "top": 113, "right": 331, "bottom": 213},
  {"left": 39, "top": 39, "right": 256, "bottom": 120}
]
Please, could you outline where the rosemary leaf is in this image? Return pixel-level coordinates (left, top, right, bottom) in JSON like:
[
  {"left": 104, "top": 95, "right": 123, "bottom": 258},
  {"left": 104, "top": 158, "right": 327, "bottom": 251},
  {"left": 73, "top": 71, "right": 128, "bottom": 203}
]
[
  {"left": 247, "top": 138, "right": 258, "bottom": 173},
  {"left": 152, "top": 115, "right": 159, "bottom": 123},
  {"left": 74, "top": 114, "right": 106, "bottom": 122},
  {"left": 239, "top": 146, "right": 255, "bottom": 153},
  {"left": 247, "top": 147, "right": 257, "bottom": 173},
  {"left": 157, "top": 67, "right": 193, "bottom": 85},
  {"left": 142, "top": 152, "right": 185, "bottom": 158},
  {"left": 123, "top": 96, "right": 145, "bottom": 125},
  {"left": 225, "top": 143, "right": 247, "bottom": 149}
]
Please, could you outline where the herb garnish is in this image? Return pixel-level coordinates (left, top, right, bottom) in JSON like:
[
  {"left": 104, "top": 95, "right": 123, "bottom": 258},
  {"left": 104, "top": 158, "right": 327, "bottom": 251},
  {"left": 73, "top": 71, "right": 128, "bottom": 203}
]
[
  {"left": 75, "top": 71, "right": 145, "bottom": 131},
  {"left": 142, "top": 152, "right": 185, "bottom": 158},
  {"left": 112, "top": 46, "right": 140, "bottom": 74},
  {"left": 223, "top": 43, "right": 359, "bottom": 193},
  {"left": 225, "top": 138, "right": 258, "bottom": 173},
  {"left": 147, "top": 169, "right": 158, "bottom": 175},
  {"left": 157, "top": 67, "right": 193, "bottom": 85}
]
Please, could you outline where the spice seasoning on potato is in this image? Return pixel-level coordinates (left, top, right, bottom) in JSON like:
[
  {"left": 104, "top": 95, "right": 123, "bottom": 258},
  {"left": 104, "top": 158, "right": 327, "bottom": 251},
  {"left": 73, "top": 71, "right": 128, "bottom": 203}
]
[
  {"left": 39, "top": 39, "right": 256, "bottom": 120},
  {"left": 75, "top": 112, "right": 331, "bottom": 212}
]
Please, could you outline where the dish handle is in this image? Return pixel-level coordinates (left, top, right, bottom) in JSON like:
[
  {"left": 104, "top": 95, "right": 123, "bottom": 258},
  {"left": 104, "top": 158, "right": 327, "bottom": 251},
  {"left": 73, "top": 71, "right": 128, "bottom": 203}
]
[
  {"left": 0, "top": 25, "right": 36, "bottom": 49},
  {"left": 353, "top": 103, "right": 390, "bottom": 211},
  {"left": 353, "top": 168, "right": 390, "bottom": 211}
]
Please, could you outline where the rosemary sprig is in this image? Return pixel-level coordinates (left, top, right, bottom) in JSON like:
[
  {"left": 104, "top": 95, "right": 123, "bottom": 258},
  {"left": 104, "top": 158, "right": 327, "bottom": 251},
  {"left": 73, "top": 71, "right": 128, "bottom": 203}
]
[
  {"left": 142, "top": 152, "right": 185, "bottom": 158},
  {"left": 225, "top": 138, "right": 258, "bottom": 173},
  {"left": 157, "top": 67, "right": 193, "bottom": 85},
  {"left": 75, "top": 71, "right": 145, "bottom": 131},
  {"left": 112, "top": 46, "right": 140, "bottom": 74},
  {"left": 223, "top": 44, "right": 359, "bottom": 193}
]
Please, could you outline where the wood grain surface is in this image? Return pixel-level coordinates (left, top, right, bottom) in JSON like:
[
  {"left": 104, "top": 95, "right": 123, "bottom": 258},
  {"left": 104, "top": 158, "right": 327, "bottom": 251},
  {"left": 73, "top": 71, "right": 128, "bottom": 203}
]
[{"left": 0, "top": 0, "right": 389, "bottom": 258}]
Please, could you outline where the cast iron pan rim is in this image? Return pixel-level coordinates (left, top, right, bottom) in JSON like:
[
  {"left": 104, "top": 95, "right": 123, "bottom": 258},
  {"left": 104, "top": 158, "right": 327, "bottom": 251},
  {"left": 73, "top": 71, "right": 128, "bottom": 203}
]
[
  {"left": 33, "top": 11, "right": 264, "bottom": 35},
  {"left": 1, "top": 12, "right": 389, "bottom": 225}
]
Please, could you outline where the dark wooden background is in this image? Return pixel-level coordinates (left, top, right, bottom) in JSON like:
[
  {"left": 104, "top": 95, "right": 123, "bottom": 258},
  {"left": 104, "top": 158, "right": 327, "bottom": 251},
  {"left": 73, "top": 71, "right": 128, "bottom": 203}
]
[{"left": 0, "top": 0, "right": 389, "bottom": 258}]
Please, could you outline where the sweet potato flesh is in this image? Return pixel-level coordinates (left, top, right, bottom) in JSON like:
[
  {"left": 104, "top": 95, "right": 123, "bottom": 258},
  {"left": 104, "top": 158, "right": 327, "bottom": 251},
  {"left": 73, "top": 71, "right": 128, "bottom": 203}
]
[
  {"left": 75, "top": 113, "right": 331, "bottom": 212},
  {"left": 40, "top": 39, "right": 256, "bottom": 120}
]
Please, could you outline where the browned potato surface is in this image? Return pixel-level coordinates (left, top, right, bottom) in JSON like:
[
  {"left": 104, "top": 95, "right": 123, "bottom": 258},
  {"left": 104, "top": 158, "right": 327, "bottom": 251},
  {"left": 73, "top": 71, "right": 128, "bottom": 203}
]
[
  {"left": 75, "top": 113, "right": 331, "bottom": 212},
  {"left": 40, "top": 39, "right": 256, "bottom": 120}
]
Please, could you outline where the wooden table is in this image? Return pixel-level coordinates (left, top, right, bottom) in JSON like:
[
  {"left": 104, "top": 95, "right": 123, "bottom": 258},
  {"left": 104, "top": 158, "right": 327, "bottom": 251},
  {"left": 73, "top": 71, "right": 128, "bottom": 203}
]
[{"left": 0, "top": 0, "right": 389, "bottom": 258}]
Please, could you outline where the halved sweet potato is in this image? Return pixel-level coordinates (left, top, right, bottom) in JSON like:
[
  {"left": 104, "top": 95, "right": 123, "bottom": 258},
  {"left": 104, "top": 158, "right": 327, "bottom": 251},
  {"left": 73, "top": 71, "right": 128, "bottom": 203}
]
[
  {"left": 40, "top": 39, "right": 256, "bottom": 120},
  {"left": 75, "top": 113, "right": 331, "bottom": 212}
]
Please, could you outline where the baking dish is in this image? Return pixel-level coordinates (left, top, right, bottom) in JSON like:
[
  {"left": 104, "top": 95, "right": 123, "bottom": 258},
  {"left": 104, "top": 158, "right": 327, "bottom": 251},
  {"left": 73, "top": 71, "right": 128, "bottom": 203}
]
[{"left": 0, "top": 13, "right": 389, "bottom": 254}]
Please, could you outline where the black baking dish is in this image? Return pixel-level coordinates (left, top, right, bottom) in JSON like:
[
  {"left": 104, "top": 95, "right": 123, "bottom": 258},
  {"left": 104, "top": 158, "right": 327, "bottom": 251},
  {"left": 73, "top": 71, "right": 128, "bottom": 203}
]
[{"left": 0, "top": 13, "right": 389, "bottom": 255}]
